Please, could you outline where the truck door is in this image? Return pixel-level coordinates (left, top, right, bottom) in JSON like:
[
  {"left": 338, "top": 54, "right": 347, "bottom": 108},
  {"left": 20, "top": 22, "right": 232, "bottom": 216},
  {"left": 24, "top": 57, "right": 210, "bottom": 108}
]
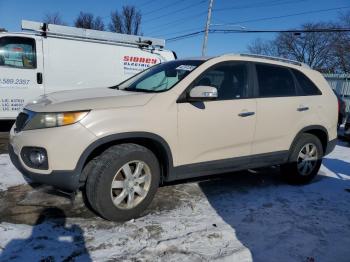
[{"left": 0, "top": 36, "right": 44, "bottom": 120}]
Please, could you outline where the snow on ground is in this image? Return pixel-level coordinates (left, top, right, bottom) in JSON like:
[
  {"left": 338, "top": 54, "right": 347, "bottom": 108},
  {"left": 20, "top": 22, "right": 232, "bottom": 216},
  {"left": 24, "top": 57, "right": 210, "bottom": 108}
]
[
  {"left": 0, "top": 155, "right": 26, "bottom": 191},
  {"left": 0, "top": 143, "right": 350, "bottom": 261}
]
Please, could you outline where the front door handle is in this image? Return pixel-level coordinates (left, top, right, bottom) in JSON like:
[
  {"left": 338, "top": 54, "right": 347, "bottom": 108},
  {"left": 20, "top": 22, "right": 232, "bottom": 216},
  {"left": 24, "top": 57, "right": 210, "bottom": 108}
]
[
  {"left": 37, "top": 72, "right": 43, "bottom": 84},
  {"left": 238, "top": 111, "right": 255, "bottom": 117},
  {"left": 297, "top": 106, "right": 309, "bottom": 112}
]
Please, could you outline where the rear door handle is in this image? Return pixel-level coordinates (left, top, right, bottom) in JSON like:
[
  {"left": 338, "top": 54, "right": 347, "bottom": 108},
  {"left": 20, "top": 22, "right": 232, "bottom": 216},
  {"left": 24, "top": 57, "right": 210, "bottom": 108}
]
[
  {"left": 297, "top": 106, "right": 309, "bottom": 112},
  {"left": 238, "top": 111, "right": 255, "bottom": 117}
]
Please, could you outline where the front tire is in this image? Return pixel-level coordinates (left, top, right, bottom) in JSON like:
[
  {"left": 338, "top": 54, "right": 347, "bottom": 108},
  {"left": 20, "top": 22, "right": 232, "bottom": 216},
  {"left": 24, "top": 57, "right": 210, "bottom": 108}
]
[
  {"left": 281, "top": 133, "right": 323, "bottom": 184},
  {"left": 85, "top": 143, "right": 160, "bottom": 221}
]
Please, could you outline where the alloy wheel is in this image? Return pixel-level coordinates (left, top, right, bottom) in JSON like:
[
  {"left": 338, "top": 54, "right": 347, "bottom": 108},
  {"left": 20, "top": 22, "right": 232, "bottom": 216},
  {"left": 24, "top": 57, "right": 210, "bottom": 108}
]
[
  {"left": 110, "top": 161, "right": 151, "bottom": 209},
  {"left": 297, "top": 143, "right": 318, "bottom": 176}
]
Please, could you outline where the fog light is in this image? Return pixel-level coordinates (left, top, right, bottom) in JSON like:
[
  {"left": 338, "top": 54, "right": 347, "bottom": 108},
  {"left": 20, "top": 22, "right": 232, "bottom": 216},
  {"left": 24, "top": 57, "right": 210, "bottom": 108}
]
[
  {"left": 29, "top": 151, "right": 46, "bottom": 165},
  {"left": 21, "top": 147, "right": 48, "bottom": 170}
]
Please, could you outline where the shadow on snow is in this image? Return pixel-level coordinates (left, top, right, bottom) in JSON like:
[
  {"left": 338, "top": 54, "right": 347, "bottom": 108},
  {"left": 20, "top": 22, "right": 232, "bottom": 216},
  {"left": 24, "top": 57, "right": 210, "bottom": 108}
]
[
  {"left": 199, "top": 158, "right": 350, "bottom": 262},
  {"left": 0, "top": 208, "right": 91, "bottom": 262}
]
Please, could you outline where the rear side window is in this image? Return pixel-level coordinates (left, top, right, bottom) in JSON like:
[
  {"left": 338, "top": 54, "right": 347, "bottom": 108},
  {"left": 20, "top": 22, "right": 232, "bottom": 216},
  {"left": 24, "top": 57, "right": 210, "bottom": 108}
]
[
  {"left": 256, "top": 64, "right": 296, "bottom": 97},
  {"left": 0, "top": 37, "right": 36, "bottom": 69},
  {"left": 292, "top": 69, "right": 321, "bottom": 95}
]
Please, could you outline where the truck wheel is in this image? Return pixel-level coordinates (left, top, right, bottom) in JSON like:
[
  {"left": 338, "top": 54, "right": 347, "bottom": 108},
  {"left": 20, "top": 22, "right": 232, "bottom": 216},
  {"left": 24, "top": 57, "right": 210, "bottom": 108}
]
[
  {"left": 281, "top": 133, "right": 323, "bottom": 185},
  {"left": 85, "top": 143, "right": 160, "bottom": 221}
]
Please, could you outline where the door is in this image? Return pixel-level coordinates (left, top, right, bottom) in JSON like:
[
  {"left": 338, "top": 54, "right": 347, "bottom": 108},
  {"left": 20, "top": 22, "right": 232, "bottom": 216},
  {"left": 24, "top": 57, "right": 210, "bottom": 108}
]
[
  {"left": 177, "top": 62, "right": 256, "bottom": 166},
  {"left": 0, "top": 36, "right": 44, "bottom": 119},
  {"left": 252, "top": 63, "right": 305, "bottom": 155}
]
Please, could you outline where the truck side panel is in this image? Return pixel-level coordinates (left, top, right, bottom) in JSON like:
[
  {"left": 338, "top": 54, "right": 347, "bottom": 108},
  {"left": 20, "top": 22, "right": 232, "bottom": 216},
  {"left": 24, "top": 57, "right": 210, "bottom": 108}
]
[{"left": 43, "top": 37, "right": 174, "bottom": 94}]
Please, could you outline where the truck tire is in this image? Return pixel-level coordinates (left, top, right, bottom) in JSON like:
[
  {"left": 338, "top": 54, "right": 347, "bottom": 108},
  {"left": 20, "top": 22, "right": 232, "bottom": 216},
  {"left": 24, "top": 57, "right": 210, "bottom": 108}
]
[
  {"left": 85, "top": 143, "right": 160, "bottom": 221},
  {"left": 281, "top": 133, "right": 323, "bottom": 185}
]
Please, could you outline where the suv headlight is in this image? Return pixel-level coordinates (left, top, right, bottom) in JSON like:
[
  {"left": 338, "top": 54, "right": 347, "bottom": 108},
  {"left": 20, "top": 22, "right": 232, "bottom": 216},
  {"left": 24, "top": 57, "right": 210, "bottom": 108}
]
[{"left": 23, "top": 111, "right": 89, "bottom": 130}]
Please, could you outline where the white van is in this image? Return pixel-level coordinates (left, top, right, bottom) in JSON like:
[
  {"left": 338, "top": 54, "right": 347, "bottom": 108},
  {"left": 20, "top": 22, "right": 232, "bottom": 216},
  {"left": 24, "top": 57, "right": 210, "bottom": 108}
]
[{"left": 0, "top": 20, "right": 176, "bottom": 123}]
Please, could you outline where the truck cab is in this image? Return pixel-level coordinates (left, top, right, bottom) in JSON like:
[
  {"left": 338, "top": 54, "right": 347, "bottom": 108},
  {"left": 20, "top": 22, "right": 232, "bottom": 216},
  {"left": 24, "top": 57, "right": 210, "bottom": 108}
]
[{"left": 0, "top": 33, "right": 44, "bottom": 121}]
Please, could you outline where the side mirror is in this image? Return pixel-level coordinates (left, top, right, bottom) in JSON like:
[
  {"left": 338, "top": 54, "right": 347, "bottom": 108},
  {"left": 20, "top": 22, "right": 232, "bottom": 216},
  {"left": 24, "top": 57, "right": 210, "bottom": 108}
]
[{"left": 189, "top": 85, "right": 218, "bottom": 101}]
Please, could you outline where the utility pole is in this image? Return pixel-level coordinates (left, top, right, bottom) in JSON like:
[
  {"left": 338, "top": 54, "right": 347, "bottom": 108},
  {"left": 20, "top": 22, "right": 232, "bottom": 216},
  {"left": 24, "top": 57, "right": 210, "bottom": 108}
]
[{"left": 202, "top": 0, "right": 214, "bottom": 56}]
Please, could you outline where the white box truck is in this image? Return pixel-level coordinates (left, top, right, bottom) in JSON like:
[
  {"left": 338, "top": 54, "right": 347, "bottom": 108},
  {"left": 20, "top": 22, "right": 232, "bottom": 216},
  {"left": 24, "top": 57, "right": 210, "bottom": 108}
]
[{"left": 0, "top": 20, "right": 176, "bottom": 126}]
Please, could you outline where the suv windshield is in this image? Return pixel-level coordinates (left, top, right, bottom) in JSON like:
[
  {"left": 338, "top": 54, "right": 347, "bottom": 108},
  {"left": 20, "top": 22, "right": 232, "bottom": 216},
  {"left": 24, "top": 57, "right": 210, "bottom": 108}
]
[{"left": 115, "top": 60, "right": 204, "bottom": 93}]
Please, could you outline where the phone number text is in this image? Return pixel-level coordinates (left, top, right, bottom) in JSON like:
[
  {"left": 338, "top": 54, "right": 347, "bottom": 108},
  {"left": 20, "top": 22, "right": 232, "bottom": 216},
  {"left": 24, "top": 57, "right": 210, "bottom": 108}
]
[{"left": 0, "top": 78, "right": 30, "bottom": 85}]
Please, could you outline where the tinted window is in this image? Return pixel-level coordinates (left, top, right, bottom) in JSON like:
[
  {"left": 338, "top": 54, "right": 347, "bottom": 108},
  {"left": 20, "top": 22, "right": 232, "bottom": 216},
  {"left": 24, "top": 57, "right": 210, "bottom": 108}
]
[
  {"left": 0, "top": 37, "right": 36, "bottom": 69},
  {"left": 118, "top": 60, "right": 203, "bottom": 92},
  {"left": 256, "top": 64, "right": 296, "bottom": 97},
  {"left": 293, "top": 69, "right": 321, "bottom": 95},
  {"left": 193, "top": 63, "right": 248, "bottom": 100}
]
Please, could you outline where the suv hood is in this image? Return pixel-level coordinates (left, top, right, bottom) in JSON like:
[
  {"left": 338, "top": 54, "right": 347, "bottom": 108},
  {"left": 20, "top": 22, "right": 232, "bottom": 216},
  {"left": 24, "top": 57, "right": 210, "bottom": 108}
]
[{"left": 25, "top": 88, "right": 155, "bottom": 112}]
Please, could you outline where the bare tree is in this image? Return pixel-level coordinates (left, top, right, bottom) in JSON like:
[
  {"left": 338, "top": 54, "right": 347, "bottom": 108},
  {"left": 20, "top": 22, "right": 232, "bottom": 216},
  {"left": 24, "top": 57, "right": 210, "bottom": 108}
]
[
  {"left": 43, "top": 12, "right": 66, "bottom": 25},
  {"left": 109, "top": 6, "right": 141, "bottom": 35},
  {"left": 93, "top": 17, "right": 105, "bottom": 31},
  {"left": 247, "top": 38, "right": 278, "bottom": 57},
  {"left": 247, "top": 22, "right": 341, "bottom": 72},
  {"left": 332, "top": 11, "right": 350, "bottom": 73},
  {"left": 74, "top": 12, "right": 105, "bottom": 31}
]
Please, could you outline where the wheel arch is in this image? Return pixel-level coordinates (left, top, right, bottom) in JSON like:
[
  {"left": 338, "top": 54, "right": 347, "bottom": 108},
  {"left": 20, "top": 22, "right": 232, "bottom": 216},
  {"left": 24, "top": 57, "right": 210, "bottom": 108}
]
[
  {"left": 77, "top": 132, "right": 174, "bottom": 185},
  {"left": 289, "top": 125, "right": 329, "bottom": 157}
]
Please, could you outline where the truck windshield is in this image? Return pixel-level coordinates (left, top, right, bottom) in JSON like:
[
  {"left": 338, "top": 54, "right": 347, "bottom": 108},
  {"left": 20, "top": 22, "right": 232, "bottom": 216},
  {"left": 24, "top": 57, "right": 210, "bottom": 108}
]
[{"left": 115, "top": 60, "right": 204, "bottom": 93}]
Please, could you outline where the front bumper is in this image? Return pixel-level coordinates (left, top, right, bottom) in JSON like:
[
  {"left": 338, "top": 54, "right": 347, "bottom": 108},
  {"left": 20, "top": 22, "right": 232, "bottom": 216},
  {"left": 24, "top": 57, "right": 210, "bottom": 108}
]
[
  {"left": 9, "top": 144, "right": 80, "bottom": 192},
  {"left": 8, "top": 122, "right": 96, "bottom": 192}
]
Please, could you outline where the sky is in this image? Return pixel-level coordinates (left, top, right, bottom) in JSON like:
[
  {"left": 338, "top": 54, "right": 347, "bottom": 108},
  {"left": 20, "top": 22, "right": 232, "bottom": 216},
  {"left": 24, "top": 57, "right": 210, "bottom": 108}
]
[{"left": 0, "top": 0, "right": 349, "bottom": 58}]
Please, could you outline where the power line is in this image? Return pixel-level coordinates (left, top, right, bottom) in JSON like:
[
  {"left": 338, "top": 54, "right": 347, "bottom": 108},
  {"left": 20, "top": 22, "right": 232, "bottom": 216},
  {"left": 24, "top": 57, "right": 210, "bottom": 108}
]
[
  {"left": 165, "top": 5, "right": 350, "bottom": 42},
  {"left": 138, "top": 0, "right": 160, "bottom": 8},
  {"left": 167, "top": 30, "right": 204, "bottom": 42},
  {"left": 214, "top": 0, "right": 307, "bottom": 12},
  {"left": 143, "top": 0, "right": 207, "bottom": 24},
  {"left": 146, "top": 11, "right": 207, "bottom": 35},
  {"left": 148, "top": 0, "right": 306, "bottom": 41},
  {"left": 212, "top": 28, "right": 350, "bottom": 34},
  {"left": 154, "top": 26, "right": 204, "bottom": 38},
  {"left": 166, "top": 27, "right": 350, "bottom": 42},
  {"left": 219, "top": 5, "right": 350, "bottom": 25},
  {"left": 142, "top": 0, "right": 186, "bottom": 16}
]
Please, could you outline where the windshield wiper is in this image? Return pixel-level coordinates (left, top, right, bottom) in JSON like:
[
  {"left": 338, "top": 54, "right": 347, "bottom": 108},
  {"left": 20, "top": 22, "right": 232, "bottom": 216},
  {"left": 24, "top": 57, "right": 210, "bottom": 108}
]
[
  {"left": 109, "top": 84, "right": 119, "bottom": 90},
  {"left": 123, "top": 87, "right": 158, "bottom": 93}
]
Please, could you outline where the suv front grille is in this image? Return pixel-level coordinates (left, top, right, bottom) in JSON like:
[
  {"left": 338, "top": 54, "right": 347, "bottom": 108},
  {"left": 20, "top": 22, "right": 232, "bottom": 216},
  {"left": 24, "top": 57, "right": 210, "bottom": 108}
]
[{"left": 14, "top": 112, "right": 29, "bottom": 132}]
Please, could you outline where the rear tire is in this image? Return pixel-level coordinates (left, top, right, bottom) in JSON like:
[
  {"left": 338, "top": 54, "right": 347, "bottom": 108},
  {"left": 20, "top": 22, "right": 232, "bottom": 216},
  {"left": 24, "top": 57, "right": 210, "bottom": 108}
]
[
  {"left": 85, "top": 143, "right": 160, "bottom": 221},
  {"left": 281, "top": 133, "right": 323, "bottom": 185}
]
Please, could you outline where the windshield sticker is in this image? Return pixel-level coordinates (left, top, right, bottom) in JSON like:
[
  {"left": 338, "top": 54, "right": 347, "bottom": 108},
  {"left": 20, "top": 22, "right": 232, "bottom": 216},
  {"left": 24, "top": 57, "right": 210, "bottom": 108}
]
[{"left": 176, "top": 65, "right": 197, "bottom": 71}]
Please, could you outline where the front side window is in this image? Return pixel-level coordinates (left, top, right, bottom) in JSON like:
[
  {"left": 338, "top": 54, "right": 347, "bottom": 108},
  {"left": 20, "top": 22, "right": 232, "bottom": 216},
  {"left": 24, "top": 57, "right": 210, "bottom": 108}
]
[
  {"left": 292, "top": 69, "right": 321, "bottom": 95},
  {"left": 117, "top": 60, "right": 204, "bottom": 92},
  {"left": 192, "top": 63, "right": 249, "bottom": 100},
  {"left": 0, "top": 37, "right": 36, "bottom": 69},
  {"left": 256, "top": 64, "right": 296, "bottom": 97}
]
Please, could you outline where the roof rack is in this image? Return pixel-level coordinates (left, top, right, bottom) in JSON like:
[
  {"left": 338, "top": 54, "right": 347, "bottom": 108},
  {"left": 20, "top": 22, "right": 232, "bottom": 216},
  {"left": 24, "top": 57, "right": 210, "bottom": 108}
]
[
  {"left": 239, "top": 53, "right": 309, "bottom": 67},
  {"left": 21, "top": 20, "right": 165, "bottom": 48}
]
